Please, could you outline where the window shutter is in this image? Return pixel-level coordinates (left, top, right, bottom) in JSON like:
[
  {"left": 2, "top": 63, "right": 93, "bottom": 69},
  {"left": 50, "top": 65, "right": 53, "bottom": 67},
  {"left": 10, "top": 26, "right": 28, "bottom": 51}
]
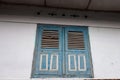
[
  {"left": 65, "top": 27, "right": 92, "bottom": 78},
  {"left": 68, "top": 31, "right": 85, "bottom": 50},
  {"left": 32, "top": 26, "right": 63, "bottom": 78},
  {"left": 42, "top": 30, "right": 59, "bottom": 48},
  {"left": 32, "top": 25, "right": 93, "bottom": 78}
]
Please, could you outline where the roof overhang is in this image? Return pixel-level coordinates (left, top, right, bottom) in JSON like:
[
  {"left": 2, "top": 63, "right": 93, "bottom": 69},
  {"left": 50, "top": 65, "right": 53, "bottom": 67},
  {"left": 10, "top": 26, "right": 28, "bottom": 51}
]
[
  {"left": 0, "top": 0, "right": 120, "bottom": 28},
  {"left": 0, "top": 0, "right": 120, "bottom": 12}
]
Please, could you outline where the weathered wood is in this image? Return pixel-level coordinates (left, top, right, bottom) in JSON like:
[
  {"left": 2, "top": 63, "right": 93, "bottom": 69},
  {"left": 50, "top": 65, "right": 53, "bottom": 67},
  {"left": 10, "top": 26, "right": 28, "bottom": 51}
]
[
  {"left": 42, "top": 30, "right": 59, "bottom": 48},
  {"left": 68, "top": 31, "right": 85, "bottom": 49}
]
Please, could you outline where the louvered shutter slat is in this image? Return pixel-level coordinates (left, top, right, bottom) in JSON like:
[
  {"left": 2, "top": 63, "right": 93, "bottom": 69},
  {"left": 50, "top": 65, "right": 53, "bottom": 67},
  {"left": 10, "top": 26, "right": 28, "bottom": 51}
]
[
  {"left": 68, "top": 31, "right": 85, "bottom": 49},
  {"left": 41, "top": 30, "right": 59, "bottom": 48}
]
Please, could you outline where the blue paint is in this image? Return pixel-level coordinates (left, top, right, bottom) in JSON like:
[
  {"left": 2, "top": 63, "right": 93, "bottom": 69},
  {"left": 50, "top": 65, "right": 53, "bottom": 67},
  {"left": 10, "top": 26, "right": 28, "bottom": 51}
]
[
  {"left": 80, "top": 56, "right": 85, "bottom": 69},
  {"left": 52, "top": 56, "right": 56, "bottom": 69},
  {"left": 41, "top": 55, "right": 47, "bottom": 69},
  {"left": 32, "top": 25, "right": 93, "bottom": 78},
  {"left": 70, "top": 56, "right": 76, "bottom": 69}
]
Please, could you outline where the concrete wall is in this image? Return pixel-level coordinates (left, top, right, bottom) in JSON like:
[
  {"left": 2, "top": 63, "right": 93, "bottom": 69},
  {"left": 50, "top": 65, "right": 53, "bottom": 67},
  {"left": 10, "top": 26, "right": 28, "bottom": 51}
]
[
  {"left": 0, "top": 22, "right": 120, "bottom": 79},
  {"left": 0, "top": 22, "right": 36, "bottom": 79},
  {"left": 89, "top": 27, "right": 120, "bottom": 78}
]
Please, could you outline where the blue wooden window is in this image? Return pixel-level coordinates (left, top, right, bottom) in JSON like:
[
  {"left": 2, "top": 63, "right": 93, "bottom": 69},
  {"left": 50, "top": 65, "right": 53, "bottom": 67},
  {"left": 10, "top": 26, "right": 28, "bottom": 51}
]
[{"left": 32, "top": 25, "right": 93, "bottom": 78}]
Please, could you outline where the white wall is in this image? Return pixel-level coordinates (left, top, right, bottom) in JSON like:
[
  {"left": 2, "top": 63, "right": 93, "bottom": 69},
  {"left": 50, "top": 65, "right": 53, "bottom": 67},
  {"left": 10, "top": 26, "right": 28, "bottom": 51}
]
[
  {"left": 0, "top": 21, "right": 120, "bottom": 79},
  {"left": 89, "top": 27, "right": 120, "bottom": 78},
  {"left": 0, "top": 22, "right": 36, "bottom": 79}
]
